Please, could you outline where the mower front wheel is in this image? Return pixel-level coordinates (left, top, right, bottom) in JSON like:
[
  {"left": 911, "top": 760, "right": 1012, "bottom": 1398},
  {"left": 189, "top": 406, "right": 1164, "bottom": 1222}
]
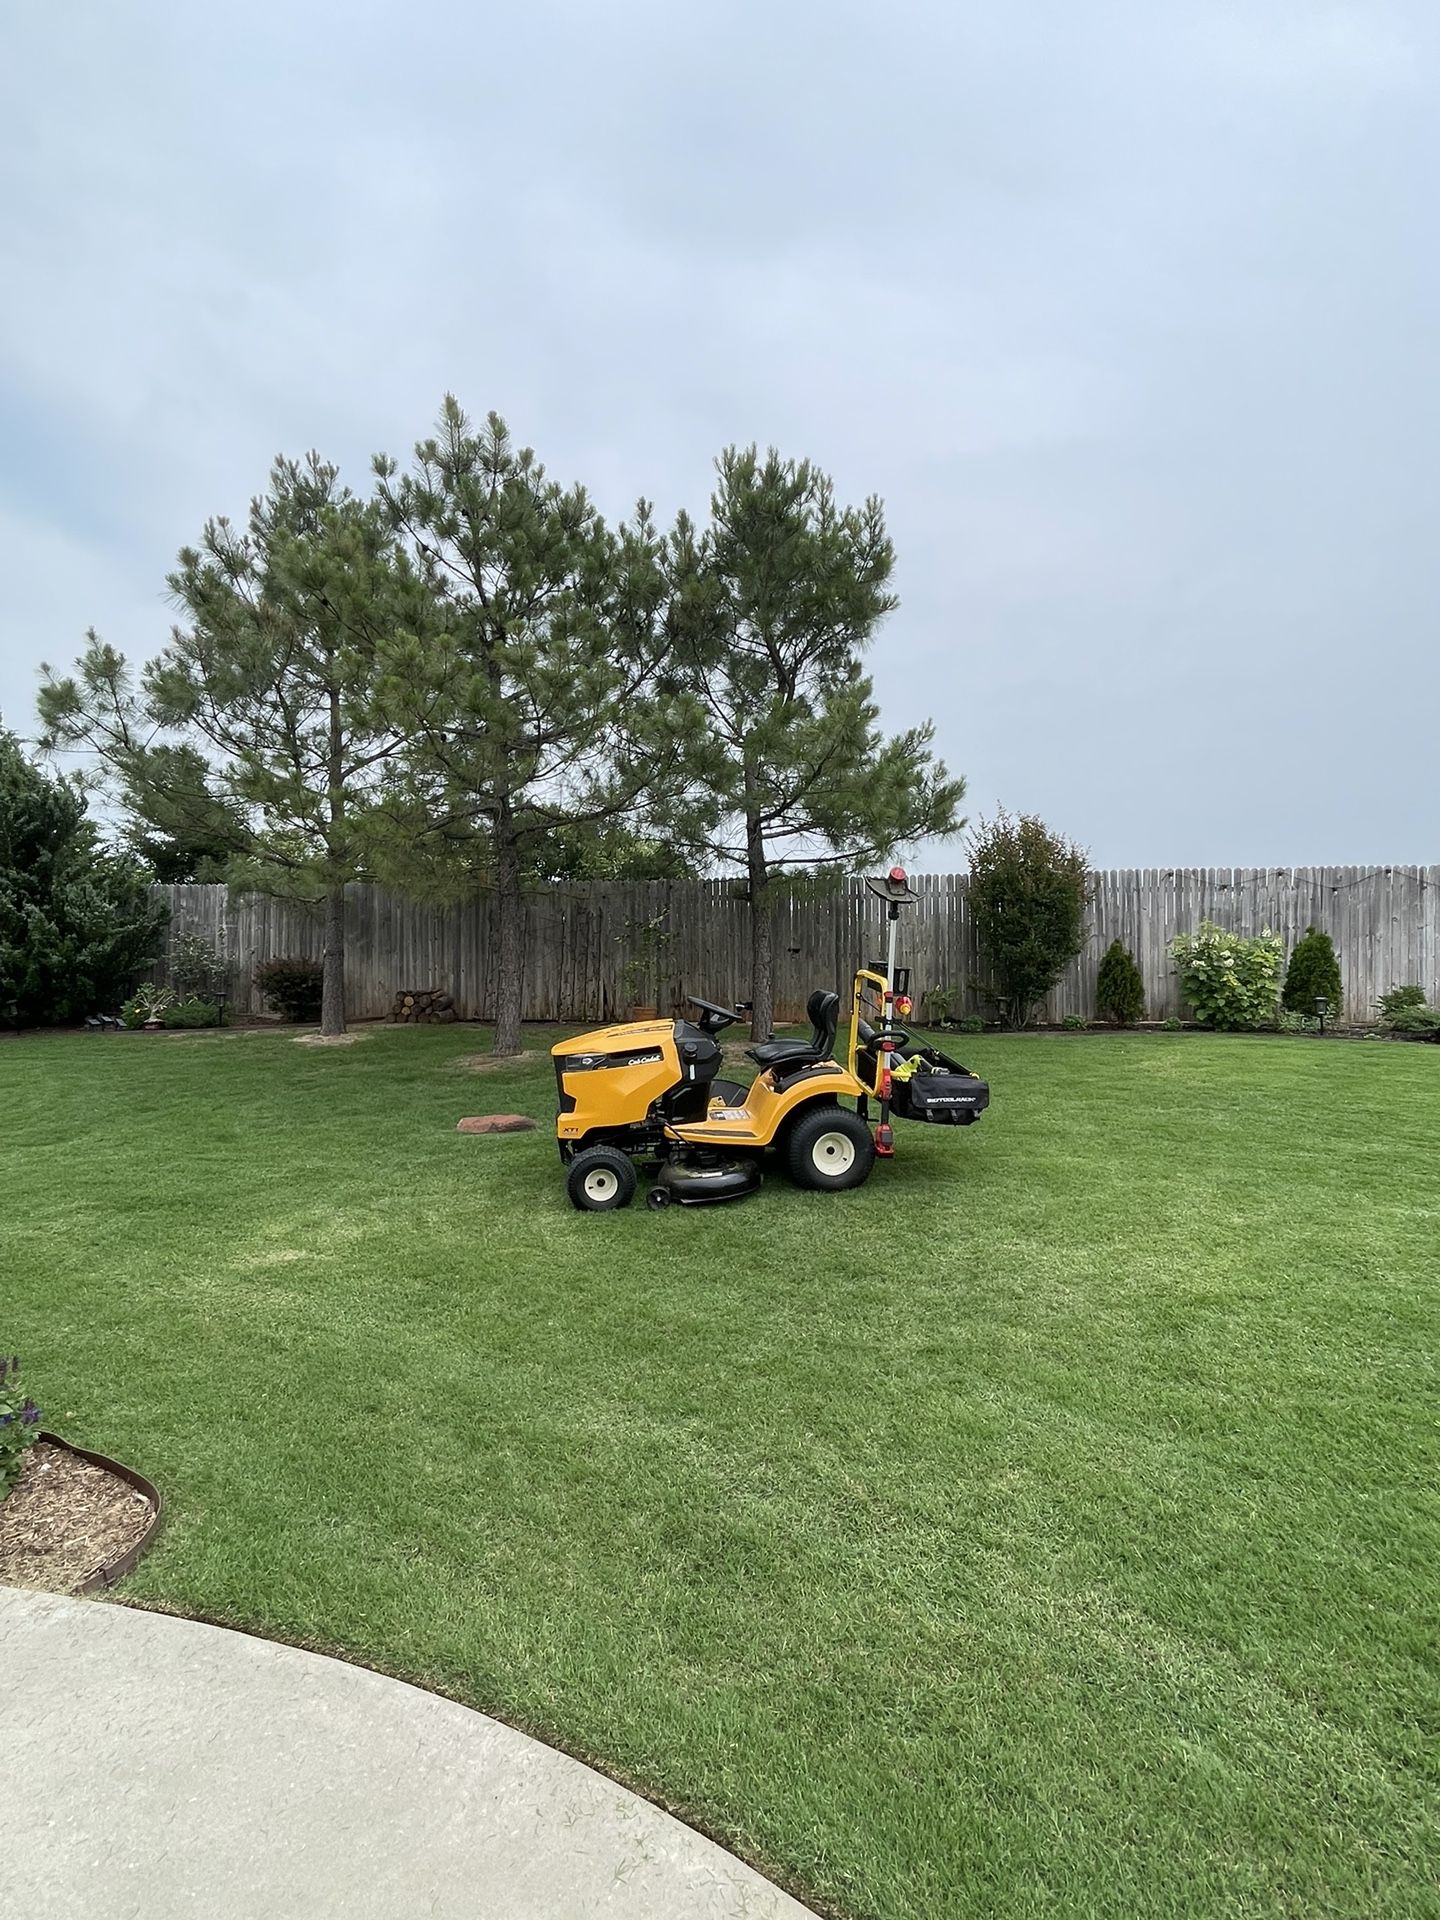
[
  {"left": 786, "top": 1106, "right": 876, "bottom": 1192},
  {"left": 566, "top": 1145, "right": 637, "bottom": 1212}
]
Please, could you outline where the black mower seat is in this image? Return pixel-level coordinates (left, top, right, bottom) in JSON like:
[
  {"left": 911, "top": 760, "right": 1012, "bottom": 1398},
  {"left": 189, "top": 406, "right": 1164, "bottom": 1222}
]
[{"left": 748, "top": 989, "right": 840, "bottom": 1069}]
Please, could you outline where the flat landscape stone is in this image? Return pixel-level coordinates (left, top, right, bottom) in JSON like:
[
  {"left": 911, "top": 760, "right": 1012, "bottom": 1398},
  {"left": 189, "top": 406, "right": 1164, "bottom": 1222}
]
[{"left": 456, "top": 1114, "right": 536, "bottom": 1133}]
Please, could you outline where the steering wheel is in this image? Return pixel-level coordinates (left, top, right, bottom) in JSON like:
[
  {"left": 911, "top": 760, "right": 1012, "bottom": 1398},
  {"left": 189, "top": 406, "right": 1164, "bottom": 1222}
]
[
  {"left": 687, "top": 995, "right": 742, "bottom": 1033},
  {"left": 857, "top": 1019, "right": 912, "bottom": 1050}
]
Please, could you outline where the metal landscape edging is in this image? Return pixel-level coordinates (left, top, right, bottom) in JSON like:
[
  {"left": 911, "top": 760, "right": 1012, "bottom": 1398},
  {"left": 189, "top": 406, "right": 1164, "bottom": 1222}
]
[{"left": 37, "top": 1432, "right": 163, "bottom": 1594}]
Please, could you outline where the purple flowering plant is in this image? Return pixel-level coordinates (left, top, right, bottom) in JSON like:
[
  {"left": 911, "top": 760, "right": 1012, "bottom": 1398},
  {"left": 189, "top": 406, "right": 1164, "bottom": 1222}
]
[{"left": 0, "top": 1354, "right": 43, "bottom": 1497}]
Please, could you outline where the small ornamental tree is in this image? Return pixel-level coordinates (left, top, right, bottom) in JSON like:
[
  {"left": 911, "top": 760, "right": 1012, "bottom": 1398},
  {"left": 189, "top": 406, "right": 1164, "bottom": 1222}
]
[
  {"left": 967, "top": 812, "right": 1089, "bottom": 1027},
  {"left": 1095, "top": 938, "right": 1145, "bottom": 1026},
  {"left": 1282, "top": 925, "right": 1342, "bottom": 1017}
]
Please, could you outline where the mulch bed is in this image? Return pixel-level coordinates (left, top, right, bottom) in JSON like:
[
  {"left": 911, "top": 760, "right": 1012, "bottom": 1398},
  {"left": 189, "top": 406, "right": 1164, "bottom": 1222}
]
[{"left": 0, "top": 1441, "right": 153, "bottom": 1594}]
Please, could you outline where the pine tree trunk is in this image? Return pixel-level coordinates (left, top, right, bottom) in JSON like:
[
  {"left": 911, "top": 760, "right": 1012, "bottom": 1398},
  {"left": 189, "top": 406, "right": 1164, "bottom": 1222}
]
[
  {"left": 321, "top": 681, "right": 348, "bottom": 1038},
  {"left": 746, "top": 812, "right": 773, "bottom": 1043},
  {"left": 321, "top": 878, "right": 346, "bottom": 1037},
  {"left": 491, "top": 804, "right": 525, "bottom": 1056}
]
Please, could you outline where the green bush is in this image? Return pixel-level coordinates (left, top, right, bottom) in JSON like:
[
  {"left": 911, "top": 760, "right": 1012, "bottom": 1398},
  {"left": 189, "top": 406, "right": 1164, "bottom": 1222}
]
[
  {"left": 255, "top": 958, "right": 324, "bottom": 1022},
  {"left": 1378, "top": 985, "right": 1426, "bottom": 1023},
  {"left": 1162, "top": 1016, "right": 1184, "bottom": 1032},
  {"left": 0, "top": 1353, "right": 43, "bottom": 1498},
  {"left": 1061, "top": 1013, "right": 1088, "bottom": 1030},
  {"left": 1386, "top": 1003, "right": 1440, "bottom": 1038},
  {"left": 1171, "top": 922, "right": 1282, "bottom": 1030},
  {"left": 1274, "top": 1008, "right": 1313, "bottom": 1034},
  {"left": 1095, "top": 939, "right": 1144, "bottom": 1026},
  {"left": 955, "top": 1014, "right": 984, "bottom": 1034},
  {"left": 163, "top": 997, "right": 222, "bottom": 1029},
  {"left": 968, "top": 811, "right": 1089, "bottom": 1028},
  {"left": 1, "top": 729, "right": 166, "bottom": 1028},
  {"left": 1282, "top": 926, "right": 1342, "bottom": 1016}
]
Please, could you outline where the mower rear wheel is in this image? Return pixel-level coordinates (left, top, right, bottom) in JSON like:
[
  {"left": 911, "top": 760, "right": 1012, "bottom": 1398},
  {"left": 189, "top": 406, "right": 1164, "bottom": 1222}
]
[
  {"left": 566, "top": 1145, "right": 637, "bottom": 1212},
  {"left": 786, "top": 1106, "right": 875, "bottom": 1192}
]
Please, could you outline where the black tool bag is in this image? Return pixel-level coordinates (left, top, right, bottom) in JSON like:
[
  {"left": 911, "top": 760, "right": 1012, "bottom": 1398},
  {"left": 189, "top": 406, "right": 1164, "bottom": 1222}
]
[{"left": 888, "top": 1044, "right": 991, "bottom": 1126}]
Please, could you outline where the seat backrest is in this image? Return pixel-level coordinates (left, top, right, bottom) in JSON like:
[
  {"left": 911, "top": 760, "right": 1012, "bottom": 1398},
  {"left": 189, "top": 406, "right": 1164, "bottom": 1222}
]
[{"left": 806, "top": 988, "right": 840, "bottom": 1056}]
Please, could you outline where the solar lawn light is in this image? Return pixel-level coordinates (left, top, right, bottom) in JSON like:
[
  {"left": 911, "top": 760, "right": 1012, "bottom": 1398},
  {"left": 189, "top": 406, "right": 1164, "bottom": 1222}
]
[{"left": 1313, "top": 995, "right": 1330, "bottom": 1034}]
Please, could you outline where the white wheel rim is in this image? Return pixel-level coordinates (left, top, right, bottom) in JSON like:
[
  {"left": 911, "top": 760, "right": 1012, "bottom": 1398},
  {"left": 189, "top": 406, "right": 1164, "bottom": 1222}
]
[
  {"left": 812, "top": 1130, "right": 856, "bottom": 1174},
  {"left": 583, "top": 1166, "right": 619, "bottom": 1202}
]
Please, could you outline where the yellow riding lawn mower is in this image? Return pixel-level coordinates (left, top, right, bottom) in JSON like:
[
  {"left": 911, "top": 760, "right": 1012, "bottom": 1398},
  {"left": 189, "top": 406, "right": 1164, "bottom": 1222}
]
[{"left": 552, "top": 868, "right": 990, "bottom": 1211}]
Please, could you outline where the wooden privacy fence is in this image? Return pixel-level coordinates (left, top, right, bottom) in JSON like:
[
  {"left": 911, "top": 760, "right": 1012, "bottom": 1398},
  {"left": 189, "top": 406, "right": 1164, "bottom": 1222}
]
[{"left": 152, "top": 868, "right": 1439, "bottom": 1028}]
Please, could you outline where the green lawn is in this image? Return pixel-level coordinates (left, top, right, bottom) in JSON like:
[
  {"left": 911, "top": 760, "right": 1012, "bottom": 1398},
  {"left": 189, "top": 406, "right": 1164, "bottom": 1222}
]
[{"left": 4, "top": 1025, "right": 1438, "bottom": 1919}]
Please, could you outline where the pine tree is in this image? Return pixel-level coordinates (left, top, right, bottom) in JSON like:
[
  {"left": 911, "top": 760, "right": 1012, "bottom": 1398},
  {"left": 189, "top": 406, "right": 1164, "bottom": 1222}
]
[
  {"left": 1095, "top": 937, "right": 1145, "bottom": 1026},
  {"left": 39, "top": 455, "right": 419, "bottom": 1036},
  {"left": 0, "top": 727, "right": 165, "bottom": 1028},
  {"left": 371, "top": 399, "right": 686, "bottom": 1055},
  {"left": 667, "top": 446, "right": 965, "bottom": 1040},
  {"left": 1282, "top": 925, "right": 1342, "bottom": 1016}
]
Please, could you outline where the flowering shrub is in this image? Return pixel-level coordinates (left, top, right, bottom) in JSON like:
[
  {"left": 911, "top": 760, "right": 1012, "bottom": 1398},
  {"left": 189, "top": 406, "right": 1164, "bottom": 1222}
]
[
  {"left": 0, "top": 1354, "right": 43, "bottom": 1497},
  {"left": 1171, "top": 922, "right": 1282, "bottom": 1030},
  {"left": 169, "top": 929, "right": 228, "bottom": 1000}
]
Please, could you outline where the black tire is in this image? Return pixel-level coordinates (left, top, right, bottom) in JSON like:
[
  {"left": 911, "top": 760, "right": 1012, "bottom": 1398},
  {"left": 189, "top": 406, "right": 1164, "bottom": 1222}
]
[
  {"left": 772, "top": 1094, "right": 837, "bottom": 1159},
  {"left": 785, "top": 1105, "right": 875, "bottom": 1192},
  {"left": 646, "top": 1185, "right": 674, "bottom": 1211},
  {"left": 566, "top": 1145, "right": 637, "bottom": 1212}
]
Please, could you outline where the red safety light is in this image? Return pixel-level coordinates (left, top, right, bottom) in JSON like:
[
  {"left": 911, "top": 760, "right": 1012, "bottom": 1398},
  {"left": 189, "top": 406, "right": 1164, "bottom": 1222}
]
[{"left": 889, "top": 865, "right": 907, "bottom": 884}]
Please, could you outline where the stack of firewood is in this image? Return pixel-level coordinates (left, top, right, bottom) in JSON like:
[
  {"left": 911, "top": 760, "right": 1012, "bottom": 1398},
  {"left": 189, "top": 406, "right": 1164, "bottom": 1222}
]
[{"left": 390, "top": 987, "right": 459, "bottom": 1024}]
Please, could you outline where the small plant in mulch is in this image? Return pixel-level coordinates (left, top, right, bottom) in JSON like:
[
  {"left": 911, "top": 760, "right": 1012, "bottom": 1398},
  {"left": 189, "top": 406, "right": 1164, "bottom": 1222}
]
[
  {"left": 0, "top": 1353, "right": 43, "bottom": 1495},
  {"left": 0, "top": 1353, "right": 157, "bottom": 1594}
]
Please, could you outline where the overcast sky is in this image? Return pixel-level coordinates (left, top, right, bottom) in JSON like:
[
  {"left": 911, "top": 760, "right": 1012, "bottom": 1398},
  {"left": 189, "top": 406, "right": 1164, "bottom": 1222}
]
[{"left": 2, "top": 1, "right": 1435, "bottom": 867}]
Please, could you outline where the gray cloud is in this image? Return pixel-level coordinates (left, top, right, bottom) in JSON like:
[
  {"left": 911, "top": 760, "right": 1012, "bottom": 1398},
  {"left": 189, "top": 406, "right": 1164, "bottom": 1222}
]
[{"left": 3, "top": 0, "right": 1436, "bottom": 863}]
